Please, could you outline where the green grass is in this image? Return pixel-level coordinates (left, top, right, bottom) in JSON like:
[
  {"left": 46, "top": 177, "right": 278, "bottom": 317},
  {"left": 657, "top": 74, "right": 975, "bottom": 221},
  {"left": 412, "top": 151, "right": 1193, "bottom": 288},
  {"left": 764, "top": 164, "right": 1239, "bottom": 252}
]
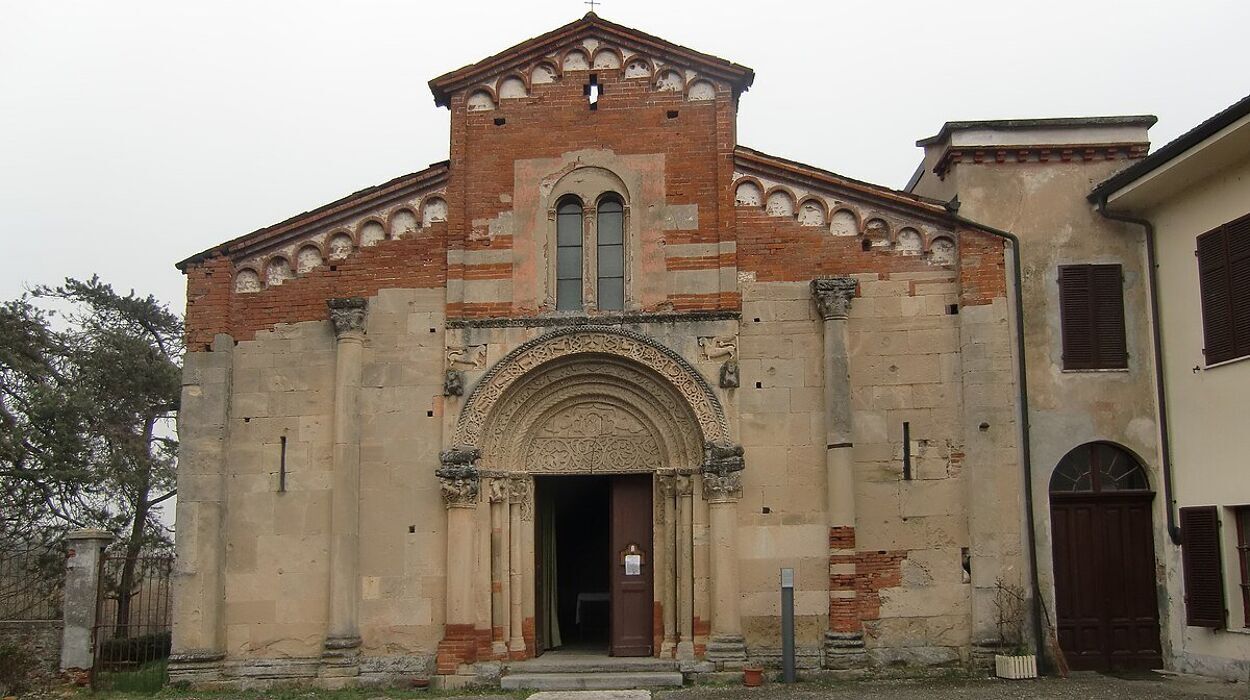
[{"left": 94, "top": 659, "right": 169, "bottom": 694}]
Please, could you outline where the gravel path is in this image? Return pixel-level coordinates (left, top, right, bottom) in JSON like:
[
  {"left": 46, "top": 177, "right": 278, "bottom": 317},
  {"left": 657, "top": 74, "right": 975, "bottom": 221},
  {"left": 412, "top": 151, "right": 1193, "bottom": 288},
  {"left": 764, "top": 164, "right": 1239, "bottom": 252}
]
[{"left": 654, "top": 672, "right": 1246, "bottom": 699}]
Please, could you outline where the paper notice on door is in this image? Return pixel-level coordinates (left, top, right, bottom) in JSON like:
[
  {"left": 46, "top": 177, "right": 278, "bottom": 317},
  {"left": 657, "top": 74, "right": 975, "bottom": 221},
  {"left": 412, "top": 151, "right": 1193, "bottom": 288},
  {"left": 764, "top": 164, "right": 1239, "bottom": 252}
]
[{"left": 624, "top": 554, "right": 642, "bottom": 576}]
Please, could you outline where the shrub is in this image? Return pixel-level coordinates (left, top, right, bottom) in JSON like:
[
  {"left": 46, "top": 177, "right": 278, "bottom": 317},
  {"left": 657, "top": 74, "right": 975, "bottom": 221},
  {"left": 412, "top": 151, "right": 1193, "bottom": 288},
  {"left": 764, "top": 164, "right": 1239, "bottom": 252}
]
[{"left": 0, "top": 640, "right": 39, "bottom": 696}]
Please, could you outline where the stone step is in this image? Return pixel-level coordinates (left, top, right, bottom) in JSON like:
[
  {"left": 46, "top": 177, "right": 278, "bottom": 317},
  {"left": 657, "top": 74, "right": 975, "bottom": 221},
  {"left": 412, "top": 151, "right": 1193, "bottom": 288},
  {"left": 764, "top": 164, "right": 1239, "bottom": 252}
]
[
  {"left": 507, "top": 657, "right": 680, "bottom": 674},
  {"left": 501, "top": 672, "right": 684, "bottom": 691}
]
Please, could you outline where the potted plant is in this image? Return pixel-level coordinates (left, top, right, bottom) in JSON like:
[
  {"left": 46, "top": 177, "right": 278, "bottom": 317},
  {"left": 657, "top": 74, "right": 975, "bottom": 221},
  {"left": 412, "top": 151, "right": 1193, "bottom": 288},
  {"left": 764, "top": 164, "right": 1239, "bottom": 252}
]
[
  {"left": 742, "top": 665, "right": 764, "bottom": 687},
  {"left": 992, "top": 579, "right": 1038, "bottom": 680}
]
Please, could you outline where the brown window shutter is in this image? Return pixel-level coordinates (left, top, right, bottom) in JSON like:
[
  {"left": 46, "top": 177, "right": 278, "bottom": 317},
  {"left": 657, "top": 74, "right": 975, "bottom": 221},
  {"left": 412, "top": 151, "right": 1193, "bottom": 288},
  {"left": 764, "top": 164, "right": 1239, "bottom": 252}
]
[
  {"left": 1228, "top": 216, "right": 1250, "bottom": 358},
  {"left": 1198, "top": 226, "right": 1235, "bottom": 364},
  {"left": 1091, "top": 264, "right": 1128, "bottom": 368},
  {"left": 1059, "top": 265, "right": 1095, "bottom": 369},
  {"left": 1059, "top": 264, "right": 1126, "bottom": 369},
  {"left": 1180, "top": 506, "right": 1226, "bottom": 628}
]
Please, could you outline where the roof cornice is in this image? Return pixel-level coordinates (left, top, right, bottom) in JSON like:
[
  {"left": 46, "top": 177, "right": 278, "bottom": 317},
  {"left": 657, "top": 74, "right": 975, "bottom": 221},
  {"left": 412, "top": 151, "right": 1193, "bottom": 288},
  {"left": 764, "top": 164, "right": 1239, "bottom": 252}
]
[
  {"left": 176, "top": 161, "right": 449, "bottom": 271},
  {"left": 917, "top": 115, "right": 1157, "bottom": 148},
  {"left": 428, "top": 13, "right": 754, "bottom": 107},
  {"left": 1090, "top": 93, "right": 1250, "bottom": 202},
  {"left": 733, "top": 146, "right": 952, "bottom": 224}
]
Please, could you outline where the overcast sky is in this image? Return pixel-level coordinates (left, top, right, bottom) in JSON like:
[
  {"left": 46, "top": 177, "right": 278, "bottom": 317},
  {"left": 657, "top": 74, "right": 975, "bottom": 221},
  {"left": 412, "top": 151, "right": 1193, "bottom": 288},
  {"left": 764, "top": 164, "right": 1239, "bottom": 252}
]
[{"left": 2, "top": 1, "right": 1247, "bottom": 314}]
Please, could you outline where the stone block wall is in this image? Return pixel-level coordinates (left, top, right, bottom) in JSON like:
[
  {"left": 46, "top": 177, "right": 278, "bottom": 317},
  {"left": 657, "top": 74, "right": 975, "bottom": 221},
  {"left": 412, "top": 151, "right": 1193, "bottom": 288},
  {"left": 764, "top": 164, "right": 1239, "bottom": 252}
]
[{"left": 0, "top": 621, "right": 63, "bottom": 692}]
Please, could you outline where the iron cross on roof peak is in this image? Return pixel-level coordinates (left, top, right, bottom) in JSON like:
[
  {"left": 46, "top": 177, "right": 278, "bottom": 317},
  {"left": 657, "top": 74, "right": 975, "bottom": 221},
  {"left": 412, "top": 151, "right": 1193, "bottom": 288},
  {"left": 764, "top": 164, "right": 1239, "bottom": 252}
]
[{"left": 584, "top": 0, "right": 600, "bottom": 13}]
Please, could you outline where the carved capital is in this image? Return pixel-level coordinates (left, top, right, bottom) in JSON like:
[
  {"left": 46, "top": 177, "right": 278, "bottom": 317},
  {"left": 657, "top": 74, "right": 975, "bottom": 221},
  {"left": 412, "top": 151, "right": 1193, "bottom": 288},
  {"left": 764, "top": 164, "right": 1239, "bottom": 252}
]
[
  {"left": 508, "top": 475, "right": 533, "bottom": 520},
  {"left": 702, "top": 441, "right": 744, "bottom": 502},
  {"left": 327, "top": 297, "right": 368, "bottom": 337},
  {"left": 657, "top": 471, "right": 678, "bottom": 498},
  {"left": 675, "top": 473, "right": 694, "bottom": 497},
  {"left": 437, "top": 446, "right": 481, "bottom": 508},
  {"left": 486, "top": 477, "right": 508, "bottom": 503},
  {"left": 811, "top": 277, "right": 857, "bottom": 321},
  {"left": 702, "top": 471, "right": 741, "bottom": 502}
]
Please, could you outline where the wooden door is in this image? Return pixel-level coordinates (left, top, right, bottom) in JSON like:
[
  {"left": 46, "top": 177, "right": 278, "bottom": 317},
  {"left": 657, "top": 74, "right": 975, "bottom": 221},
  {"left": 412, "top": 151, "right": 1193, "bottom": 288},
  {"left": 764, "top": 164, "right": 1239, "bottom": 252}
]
[
  {"left": 609, "top": 474, "right": 653, "bottom": 656},
  {"left": 1051, "top": 493, "right": 1162, "bottom": 670}
]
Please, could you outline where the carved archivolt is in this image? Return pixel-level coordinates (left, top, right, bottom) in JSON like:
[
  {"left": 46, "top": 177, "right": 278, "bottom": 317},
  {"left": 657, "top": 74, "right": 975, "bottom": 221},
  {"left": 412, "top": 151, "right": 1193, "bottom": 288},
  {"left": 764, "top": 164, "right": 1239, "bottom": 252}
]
[{"left": 454, "top": 326, "right": 730, "bottom": 454}]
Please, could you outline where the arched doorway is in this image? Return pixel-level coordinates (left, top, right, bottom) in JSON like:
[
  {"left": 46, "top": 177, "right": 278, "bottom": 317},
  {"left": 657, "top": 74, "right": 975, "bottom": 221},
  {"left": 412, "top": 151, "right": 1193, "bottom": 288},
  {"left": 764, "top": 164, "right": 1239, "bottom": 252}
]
[
  {"left": 448, "top": 326, "right": 731, "bottom": 661},
  {"left": 1049, "top": 442, "right": 1162, "bottom": 670}
]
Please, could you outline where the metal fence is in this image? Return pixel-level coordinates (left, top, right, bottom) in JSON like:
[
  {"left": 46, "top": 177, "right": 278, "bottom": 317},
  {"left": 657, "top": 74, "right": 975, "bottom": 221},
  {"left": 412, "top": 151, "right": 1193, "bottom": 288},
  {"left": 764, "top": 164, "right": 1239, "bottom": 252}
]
[
  {"left": 91, "top": 554, "right": 173, "bottom": 691},
  {"left": 0, "top": 544, "right": 64, "bottom": 621}
]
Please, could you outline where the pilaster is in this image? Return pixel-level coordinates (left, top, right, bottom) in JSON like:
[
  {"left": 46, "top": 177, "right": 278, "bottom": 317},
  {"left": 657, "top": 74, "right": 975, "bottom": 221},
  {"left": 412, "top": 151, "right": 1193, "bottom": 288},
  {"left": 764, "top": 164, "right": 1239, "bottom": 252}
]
[
  {"left": 321, "top": 297, "right": 368, "bottom": 683},
  {"left": 702, "top": 443, "right": 746, "bottom": 668},
  {"left": 811, "top": 277, "right": 867, "bottom": 668}
]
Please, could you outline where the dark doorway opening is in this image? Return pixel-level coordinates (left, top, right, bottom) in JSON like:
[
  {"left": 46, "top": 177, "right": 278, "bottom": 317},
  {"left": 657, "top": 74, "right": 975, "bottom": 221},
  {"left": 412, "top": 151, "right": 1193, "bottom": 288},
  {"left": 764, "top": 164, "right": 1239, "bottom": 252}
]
[{"left": 536, "top": 475, "right": 611, "bottom": 653}]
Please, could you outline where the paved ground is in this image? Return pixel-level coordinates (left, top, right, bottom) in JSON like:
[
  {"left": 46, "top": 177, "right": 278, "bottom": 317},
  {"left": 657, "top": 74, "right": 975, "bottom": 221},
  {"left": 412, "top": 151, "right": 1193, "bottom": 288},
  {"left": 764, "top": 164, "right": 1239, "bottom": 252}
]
[{"left": 654, "top": 672, "right": 1246, "bottom": 700}]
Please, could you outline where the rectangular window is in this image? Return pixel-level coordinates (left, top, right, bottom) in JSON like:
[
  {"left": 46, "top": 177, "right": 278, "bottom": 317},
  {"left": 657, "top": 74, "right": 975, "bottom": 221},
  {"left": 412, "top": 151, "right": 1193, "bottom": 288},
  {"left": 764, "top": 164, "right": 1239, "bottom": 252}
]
[
  {"left": 1058, "top": 263, "right": 1128, "bottom": 370},
  {"left": 1197, "top": 213, "right": 1250, "bottom": 365},
  {"left": 1180, "top": 505, "right": 1226, "bottom": 628},
  {"left": 597, "top": 199, "right": 625, "bottom": 311},
  {"left": 1237, "top": 507, "right": 1250, "bottom": 628},
  {"left": 556, "top": 201, "right": 583, "bottom": 311}
]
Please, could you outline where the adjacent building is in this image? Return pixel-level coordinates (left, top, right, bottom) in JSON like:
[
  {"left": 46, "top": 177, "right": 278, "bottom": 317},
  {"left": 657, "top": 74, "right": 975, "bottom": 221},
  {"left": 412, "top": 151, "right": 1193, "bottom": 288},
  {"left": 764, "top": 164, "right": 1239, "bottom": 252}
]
[{"left": 1090, "top": 94, "right": 1250, "bottom": 681}]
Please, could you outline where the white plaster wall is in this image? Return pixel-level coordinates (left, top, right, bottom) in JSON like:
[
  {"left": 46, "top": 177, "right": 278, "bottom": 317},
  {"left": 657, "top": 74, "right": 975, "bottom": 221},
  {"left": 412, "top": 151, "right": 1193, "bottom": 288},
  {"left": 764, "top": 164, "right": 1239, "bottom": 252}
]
[{"left": 1145, "top": 155, "right": 1250, "bottom": 681}]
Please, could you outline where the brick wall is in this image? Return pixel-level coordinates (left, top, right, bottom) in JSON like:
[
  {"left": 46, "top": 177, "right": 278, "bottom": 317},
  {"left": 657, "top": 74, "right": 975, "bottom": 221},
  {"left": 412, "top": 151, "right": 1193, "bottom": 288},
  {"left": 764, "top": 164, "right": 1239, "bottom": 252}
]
[{"left": 184, "top": 223, "right": 447, "bottom": 348}]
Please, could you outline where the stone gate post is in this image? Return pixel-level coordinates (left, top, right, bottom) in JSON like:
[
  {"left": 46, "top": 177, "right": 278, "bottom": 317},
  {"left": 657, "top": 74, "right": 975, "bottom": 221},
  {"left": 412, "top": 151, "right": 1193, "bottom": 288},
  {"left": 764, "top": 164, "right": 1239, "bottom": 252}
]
[{"left": 60, "top": 529, "right": 114, "bottom": 680}]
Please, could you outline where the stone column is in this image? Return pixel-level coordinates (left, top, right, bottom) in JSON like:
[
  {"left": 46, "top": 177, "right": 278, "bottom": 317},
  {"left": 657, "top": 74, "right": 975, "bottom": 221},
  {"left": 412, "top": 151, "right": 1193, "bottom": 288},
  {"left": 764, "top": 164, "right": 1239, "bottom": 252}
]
[
  {"left": 321, "top": 298, "right": 367, "bottom": 682},
  {"left": 507, "top": 476, "right": 530, "bottom": 658},
  {"left": 60, "top": 529, "right": 114, "bottom": 679},
  {"left": 436, "top": 447, "right": 481, "bottom": 675},
  {"left": 168, "top": 333, "right": 232, "bottom": 685},
  {"left": 487, "top": 476, "right": 509, "bottom": 659},
  {"left": 812, "top": 277, "right": 865, "bottom": 668},
  {"left": 657, "top": 472, "right": 678, "bottom": 658},
  {"left": 675, "top": 472, "right": 695, "bottom": 660},
  {"left": 702, "top": 444, "right": 746, "bottom": 667}
]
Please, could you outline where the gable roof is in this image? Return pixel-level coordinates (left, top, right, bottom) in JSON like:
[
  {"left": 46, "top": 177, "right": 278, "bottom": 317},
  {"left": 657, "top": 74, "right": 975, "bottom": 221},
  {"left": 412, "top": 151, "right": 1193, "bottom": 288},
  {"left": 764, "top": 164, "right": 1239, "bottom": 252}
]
[
  {"left": 1089, "top": 93, "right": 1250, "bottom": 202},
  {"left": 428, "top": 12, "right": 754, "bottom": 107},
  {"left": 176, "top": 161, "right": 449, "bottom": 271}
]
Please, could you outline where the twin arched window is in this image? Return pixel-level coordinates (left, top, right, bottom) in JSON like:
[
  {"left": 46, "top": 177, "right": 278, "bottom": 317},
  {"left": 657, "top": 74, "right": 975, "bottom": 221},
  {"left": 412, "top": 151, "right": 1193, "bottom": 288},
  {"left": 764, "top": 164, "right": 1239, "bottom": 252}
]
[{"left": 555, "top": 194, "right": 625, "bottom": 312}]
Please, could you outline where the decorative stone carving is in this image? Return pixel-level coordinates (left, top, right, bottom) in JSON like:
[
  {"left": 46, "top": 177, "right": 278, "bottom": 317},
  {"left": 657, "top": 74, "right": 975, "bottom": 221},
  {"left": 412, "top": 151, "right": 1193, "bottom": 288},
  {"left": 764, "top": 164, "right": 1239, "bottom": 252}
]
[
  {"left": 508, "top": 475, "right": 533, "bottom": 521},
  {"left": 455, "top": 327, "right": 730, "bottom": 454},
  {"left": 486, "top": 478, "right": 508, "bottom": 503},
  {"left": 674, "top": 473, "right": 694, "bottom": 497},
  {"left": 698, "top": 336, "right": 737, "bottom": 361},
  {"left": 703, "top": 441, "right": 745, "bottom": 474},
  {"left": 719, "top": 360, "right": 740, "bottom": 389},
  {"left": 446, "top": 344, "right": 487, "bottom": 370},
  {"left": 702, "top": 470, "right": 742, "bottom": 501},
  {"left": 327, "top": 297, "right": 368, "bottom": 337},
  {"left": 811, "top": 277, "right": 858, "bottom": 321},
  {"left": 482, "top": 360, "right": 703, "bottom": 473},
  {"left": 444, "top": 369, "right": 464, "bottom": 397},
  {"left": 702, "top": 441, "right": 744, "bottom": 502},
  {"left": 437, "top": 446, "right": 481, "bottom": 507},
  {"left": 526, "top": 401, "right": 663, "bottom": 473}
]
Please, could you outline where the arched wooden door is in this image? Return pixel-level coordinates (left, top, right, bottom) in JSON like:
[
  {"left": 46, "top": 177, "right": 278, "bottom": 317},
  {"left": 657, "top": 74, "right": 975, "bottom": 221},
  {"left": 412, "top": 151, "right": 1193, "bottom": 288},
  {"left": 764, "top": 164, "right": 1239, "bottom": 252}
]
[{"left": 1049, "top": 443, "right": 1162, "bottom": 670}]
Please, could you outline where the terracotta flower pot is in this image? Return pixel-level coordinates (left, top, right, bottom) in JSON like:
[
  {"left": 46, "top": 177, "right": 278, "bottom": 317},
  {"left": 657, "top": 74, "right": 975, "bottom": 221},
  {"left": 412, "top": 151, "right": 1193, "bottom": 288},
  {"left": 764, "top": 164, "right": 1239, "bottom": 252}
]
[{"left": 743, "top": 666, "right": 764, "bottom": 687}]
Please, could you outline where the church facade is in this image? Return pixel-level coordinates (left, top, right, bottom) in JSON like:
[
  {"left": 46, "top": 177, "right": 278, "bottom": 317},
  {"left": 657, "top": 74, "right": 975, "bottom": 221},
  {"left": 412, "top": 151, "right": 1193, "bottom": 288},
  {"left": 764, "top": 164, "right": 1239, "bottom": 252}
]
[{"left": 168, "top": 14, "right": 1167, "bottom": 687}]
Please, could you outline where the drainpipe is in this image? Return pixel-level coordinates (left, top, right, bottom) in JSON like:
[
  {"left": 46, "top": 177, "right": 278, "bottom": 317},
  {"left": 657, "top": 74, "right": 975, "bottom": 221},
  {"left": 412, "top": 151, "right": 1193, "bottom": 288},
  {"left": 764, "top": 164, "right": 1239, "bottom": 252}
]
[
  {"left": 944, "top": 206, "right": 1046, "bottom": 673},
  {"left": 1094, "top": 199, "right": 1182, "bottom": 545}
]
